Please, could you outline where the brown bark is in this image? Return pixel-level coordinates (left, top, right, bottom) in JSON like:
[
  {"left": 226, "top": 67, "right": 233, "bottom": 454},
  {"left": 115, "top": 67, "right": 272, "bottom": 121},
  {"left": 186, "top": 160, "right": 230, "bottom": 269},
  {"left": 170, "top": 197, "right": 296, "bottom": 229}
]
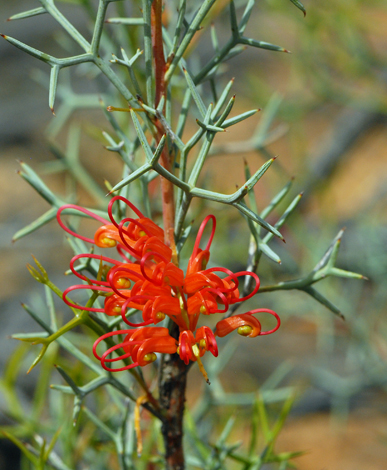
[{"left": 158, "top": 323, "right": 188, "bottom": 470}]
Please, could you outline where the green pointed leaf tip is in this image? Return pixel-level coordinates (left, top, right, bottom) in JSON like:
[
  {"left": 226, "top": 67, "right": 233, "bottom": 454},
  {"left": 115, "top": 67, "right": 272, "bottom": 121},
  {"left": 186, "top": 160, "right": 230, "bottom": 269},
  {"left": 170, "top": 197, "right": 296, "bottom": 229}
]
[
  {"left": 289, "top": 0, "right": 306, "bottom": 16},
  {"left": 7, "top": 7, "right": 47, "bottom": 22},
  {"left": 26, "top": 256, "right": 49, "bottom": 284}
]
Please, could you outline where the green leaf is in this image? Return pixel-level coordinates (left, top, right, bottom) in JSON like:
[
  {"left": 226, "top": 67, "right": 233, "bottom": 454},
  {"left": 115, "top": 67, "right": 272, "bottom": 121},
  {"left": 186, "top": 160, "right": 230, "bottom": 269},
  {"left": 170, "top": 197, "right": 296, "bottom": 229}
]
[
  {"left": 49, "top": 65, "right": 60, "bottom": 113},
  {"left": 222, "top": 109, "right": 259, "bottom": 128},
  {"left": 257, "top": 397, "right": 270, "bottom": 442},
  {"left": 130, "top": 110, "right": 154, "bottom": 162},
  {"left": 260, "top": 243, "right": 281, "bottom": 264},
  {"left": 12, "top": 207, "right": 57, "bottom": 242},
  {"left": 240, "top": 36, "right": 289, "bottom": 53},
  {"left": 82, "top": 407, "right": 117, "bottom": 441},
  {"left": 217, "top": 416, "right": 235, "bottom": 447},
  {"left": 268, "top": 394, "right": 295, "bottom": 451},
  {"left": 18, "top": 161, "right": 64, "bottom": 207},
  {"left": 210, "top": 23, "right": 219, "bottom": 52},
  {"left": 196, "top": 120, "right": 225, "bottom": 133},
  {"left": 0, "top": 34, "right": 55, "bottom": 64},
  {"left": 263, "top": 192, "right": 303, "bottom": 245},
  {"left": 330, "top": 267, "right": 365, "bottom": 280},
  {"left": 302, "top": 286, "right": 344, "bottom": 319},
  {"left": 105, "top": 17, "right": 144, "bottom": 25},
  {"left": 234, "top": 202, "right": 284, "bottom": 241},
  {"left": 7, "top": 7, "right": 47, "bottom": 21},
  {"left": 212, "top": 78, "right": 234, "bottom": 118},
  {"left": 261, "top": 178, "right": 294, "bottom": 219},
  {"left": 288, "top": 0, "right": 306, "bottom": 17},
  {"left": 248, "top": 398, "right": 260, "bottom": 457},
  {"left": 239, "top": 0, "right": 255, "bottom": 34},
  {"left": 183, "top": 68, "right": 207, "bottom": 119},
  {"left": 253, "top": 93, "right": 283, "bottom": 148}
]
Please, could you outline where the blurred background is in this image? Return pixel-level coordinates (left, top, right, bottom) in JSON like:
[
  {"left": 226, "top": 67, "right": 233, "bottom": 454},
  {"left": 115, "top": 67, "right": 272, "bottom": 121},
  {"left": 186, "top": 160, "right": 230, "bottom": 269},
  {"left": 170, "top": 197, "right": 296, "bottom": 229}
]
[{"left": 1, "top": 0, "right": 387, "bottom": 469}]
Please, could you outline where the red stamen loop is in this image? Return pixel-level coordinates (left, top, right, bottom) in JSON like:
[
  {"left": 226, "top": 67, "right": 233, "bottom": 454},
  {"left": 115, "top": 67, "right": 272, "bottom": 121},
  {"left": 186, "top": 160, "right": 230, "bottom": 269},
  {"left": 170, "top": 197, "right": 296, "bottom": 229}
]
[
  {"left": 116, "top": 244, "right": 132, "bottom": 263},
  {"left": 202, "top": 287, "right": 230, "bottom": 313},
  {"left": 203, "top": 267, "right": 240, "bottom": 294},
  {"left": 119, "top": 217, "right": 154, "bottom": 241},
  {"left": 100, "top": 342, "right": 140, "bottom": 372},
  {"left": 191, "top": 215, "right": 216, "bottom": 260},
  {"left": 62, "top": 284, "right": 112, "bottom": 312},
  {"left": 108, "top": 196, "right": 144, "bottom": 229},
  {"left": 247, "top": 309, "right": 281, "bottom": 335},
  {"left": 93, "top": 329, "right": 134, "bottom": 360},
  {"left": 57, "top": 205, "right": 110, "bottom": 243},
  {"left": 107, "top": 265, "right": 144, "bottom": 299},
  {"left": 69, "top": 254, "right": 120, "bottom": 286},
  {"left": 228, "top": 271, "right": 261, "bottom": 303},
  {"left": 116, "top": 219, "right": 144, "bottom": 257},
  {"left": 140, "top": 251, "right": 169, "bottom": 286},
  {"left": 121, "top": 295, "right": 154, "bottom": 326},
  {"left": 101, "top": 341, "right": 139, "bottom": 363}
]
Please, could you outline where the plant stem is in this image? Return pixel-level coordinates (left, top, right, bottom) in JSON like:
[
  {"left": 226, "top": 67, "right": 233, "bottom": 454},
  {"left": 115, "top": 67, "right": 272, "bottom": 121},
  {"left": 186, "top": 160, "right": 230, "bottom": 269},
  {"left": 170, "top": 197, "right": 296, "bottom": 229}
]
[
  {"left": 151, "top": 0, "right": 166, "bottom": 107},
  {"left": 150, "top": 0, "right": 175, "bottom": 243},
  {"left": 158, "top": 324, "right": 187, "bottom": 470},
  {"left": 151, "top": 3, "right": 186, "bottom": 468}
]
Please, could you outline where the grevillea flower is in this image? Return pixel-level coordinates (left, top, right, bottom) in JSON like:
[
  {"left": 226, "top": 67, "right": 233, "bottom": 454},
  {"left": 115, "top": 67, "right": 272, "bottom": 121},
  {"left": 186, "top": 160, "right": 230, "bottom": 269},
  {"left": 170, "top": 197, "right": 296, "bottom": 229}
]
[{"left": 58, "top": 196, "right": 280, "bottom": 378}]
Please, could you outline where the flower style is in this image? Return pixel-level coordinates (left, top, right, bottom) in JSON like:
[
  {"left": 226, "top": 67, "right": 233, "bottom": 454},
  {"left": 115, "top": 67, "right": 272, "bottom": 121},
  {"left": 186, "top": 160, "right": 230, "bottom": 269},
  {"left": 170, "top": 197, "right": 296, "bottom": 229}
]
[{"left": 57, "top": 196, "right": 280, "bottom": 377}]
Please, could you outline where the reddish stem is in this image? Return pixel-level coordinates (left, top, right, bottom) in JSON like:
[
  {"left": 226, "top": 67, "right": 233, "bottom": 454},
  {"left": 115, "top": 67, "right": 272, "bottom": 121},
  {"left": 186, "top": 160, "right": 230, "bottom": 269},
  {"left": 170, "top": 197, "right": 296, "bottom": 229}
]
[
  {"left": 151, "top": 0, "right": 175, "bottom": 244},
  {"left": 151, "top": 5, "right": 186, "bottom": 470},
  {"left": 151, "top": 0, "right": 166, "bottom": 107},
  {"left": 159, "top": 144, "right": 176, "bottom": 245}
]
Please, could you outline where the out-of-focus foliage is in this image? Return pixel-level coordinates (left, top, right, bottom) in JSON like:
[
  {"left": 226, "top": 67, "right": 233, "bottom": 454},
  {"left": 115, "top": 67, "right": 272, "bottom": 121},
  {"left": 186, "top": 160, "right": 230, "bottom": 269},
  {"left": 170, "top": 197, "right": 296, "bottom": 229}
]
[{"left": 1, "top": 0, "right": 387, "bottom": 469}]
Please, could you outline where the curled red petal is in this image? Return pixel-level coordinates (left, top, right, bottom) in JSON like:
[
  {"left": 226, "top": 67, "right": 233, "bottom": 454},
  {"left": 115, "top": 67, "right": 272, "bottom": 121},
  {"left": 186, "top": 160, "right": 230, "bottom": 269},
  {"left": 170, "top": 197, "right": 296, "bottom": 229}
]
[
  {"left": 129, "top": 327, "right": 171, "bottom": 342},
  {"left": 140, "top": 250, "right": 169, "bottom": 286},
  {"left": 196, "top": 326, "right": 218, "bottom": 357},
  {"left": 186, "top": 249, "right": 210, "bottom": 276},
  {"left": 179, "top": 330, "right": 196, "bottom": 365},
  {"left": 215, "top": 314, "right": 262, "bottom": 338},
  {"left": 94, "top": 224, "right": 121, "bottom": 248},
  {"left": 105, "top": 295, "right": 128, "bottom": 316},
  {"left": 141, "top": 237, "right": 172, "bottom": 262},
  {"left": 187, "top": 290, "right": 217, "bottom": 316},
  {"left": 121, "top": 295, "right": 154, "bottom": 326},
  {"left": 141, "top": 295, "right": 180, "bottom": 324},
  {"left": 215, "top": 309, "right": 280, "bottom": 338},
  {"left": 136, "top": 336, "right": 177, "bottom": 366}
]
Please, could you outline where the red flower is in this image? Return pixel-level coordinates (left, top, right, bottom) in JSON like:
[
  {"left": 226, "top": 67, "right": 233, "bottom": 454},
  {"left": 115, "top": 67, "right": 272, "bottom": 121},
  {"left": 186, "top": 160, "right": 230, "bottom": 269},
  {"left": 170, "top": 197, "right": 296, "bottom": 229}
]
[
  {"left": 93, "top": 327, "right": 177, "bottom": 372},
  {"left": 58, "top": 196, "right": 280, "bottom": 377}
]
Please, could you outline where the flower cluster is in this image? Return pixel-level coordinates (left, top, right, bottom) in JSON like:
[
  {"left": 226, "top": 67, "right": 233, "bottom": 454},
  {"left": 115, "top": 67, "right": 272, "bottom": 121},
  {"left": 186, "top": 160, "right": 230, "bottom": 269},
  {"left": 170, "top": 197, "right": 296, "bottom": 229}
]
[{"left": 57, "top": 196, "right": 280, "bottom": 375}]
